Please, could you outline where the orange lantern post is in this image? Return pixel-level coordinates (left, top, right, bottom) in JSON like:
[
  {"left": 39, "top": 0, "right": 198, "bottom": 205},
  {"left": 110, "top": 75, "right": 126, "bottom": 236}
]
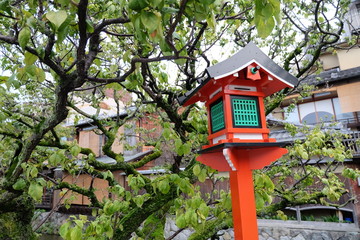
[{"left": 178, "top": 42, "right": 298, "bottom": 240}]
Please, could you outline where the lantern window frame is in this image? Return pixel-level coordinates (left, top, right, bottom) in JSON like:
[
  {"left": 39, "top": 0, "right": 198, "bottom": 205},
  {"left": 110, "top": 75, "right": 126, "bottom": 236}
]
[
  {"left": 210, "top": 98, "right": 225, "bottom": 133},
  {"left": 230, "top": 95, "right": 262, "bottom": 128}
]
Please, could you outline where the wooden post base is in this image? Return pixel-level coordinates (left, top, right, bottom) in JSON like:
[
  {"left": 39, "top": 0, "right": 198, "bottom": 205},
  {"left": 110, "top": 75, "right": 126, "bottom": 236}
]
[{"left": 230, "top": 169, "right": 258, "bottom": 240}]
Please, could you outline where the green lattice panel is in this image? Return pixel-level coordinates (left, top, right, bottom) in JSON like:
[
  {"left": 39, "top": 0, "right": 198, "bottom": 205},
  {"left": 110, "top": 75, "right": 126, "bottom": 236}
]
[
  {"left": 232, "top": 98, "right": 259, "bottom": 127},
  {"left": 210, "top": 100, "right": 225, "bottom": 132}
]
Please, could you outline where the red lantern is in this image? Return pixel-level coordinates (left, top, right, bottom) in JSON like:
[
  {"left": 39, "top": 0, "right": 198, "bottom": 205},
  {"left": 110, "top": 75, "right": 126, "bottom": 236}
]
[{"left": 179, "top": 42, "right": 298, "bottom": 240}]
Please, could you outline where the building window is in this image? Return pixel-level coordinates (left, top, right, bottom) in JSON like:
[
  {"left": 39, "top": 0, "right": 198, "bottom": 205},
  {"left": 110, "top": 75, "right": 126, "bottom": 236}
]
[
  {"left": 284, "top": 106, "right": 300, "bottom": 124},
  {"left": 284, "top": 97, "right": 354, "bottom": 124},
  {"left": 210, "top": 99, "right": 225, "bottom": 133},
  {"left": 231, "top": 95, "right": 261, "bottom": 128},
  {"left": 332, "top": 98, "right": 354, "bottom": 121},
  {"left": 300, "top": 99, "right": 334, "bottom": 124}
]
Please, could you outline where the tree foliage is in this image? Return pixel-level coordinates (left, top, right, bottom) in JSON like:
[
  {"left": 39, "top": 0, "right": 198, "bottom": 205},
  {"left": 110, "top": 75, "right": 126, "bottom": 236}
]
[
  {"left": 258, "top": 124, "right": 360, "bottom": 219},
  {"left": 0, "top": 0, "right": 358, "bottom": 239}
]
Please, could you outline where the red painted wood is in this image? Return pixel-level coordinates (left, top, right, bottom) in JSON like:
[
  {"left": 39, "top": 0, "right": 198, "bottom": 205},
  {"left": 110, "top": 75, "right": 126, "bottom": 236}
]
[
  {"left": 196, "top": 151, "right": 232, "bottom": 172},
  {"left": 196, "top": 146, "right": 288, "bottom": 172},
  {"left": 230, "top": 169, "right": 258, "bottom": 240},
  {"left": 246, "top": 64, "right": 261, "bottom": 81}
]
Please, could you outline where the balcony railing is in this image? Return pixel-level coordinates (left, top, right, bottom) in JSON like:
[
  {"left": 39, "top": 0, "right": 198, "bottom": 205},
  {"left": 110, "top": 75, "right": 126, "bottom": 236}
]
[
  {"left": 343, "top": 131, "right": 360, "bottom": 157},
  {"left": 338, "top": 116, "right": 360, "bottom": 128},
  {"left": 35, "top": 188, "right": 53, "bottom": 209}
]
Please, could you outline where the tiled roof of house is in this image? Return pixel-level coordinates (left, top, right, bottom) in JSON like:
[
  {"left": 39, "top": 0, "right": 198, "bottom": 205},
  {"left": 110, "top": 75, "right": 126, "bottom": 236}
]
[
  {"left": 66, "top": 106, "right": 136, "bottom": 128},
  {"left": 96, "top": 150, "right": 154, "bottom": 164},
  {"left": 302, "top": 66, "right": 360, "bottom": 86},
  {"left": 267, "top": 113, "right": 353, "bottom": 143}
]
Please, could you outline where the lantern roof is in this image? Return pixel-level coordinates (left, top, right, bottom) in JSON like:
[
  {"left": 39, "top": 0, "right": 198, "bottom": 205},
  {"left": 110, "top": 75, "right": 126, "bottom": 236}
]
[{"left": 178, "top": 42, "right": 298, "bottom": 106}]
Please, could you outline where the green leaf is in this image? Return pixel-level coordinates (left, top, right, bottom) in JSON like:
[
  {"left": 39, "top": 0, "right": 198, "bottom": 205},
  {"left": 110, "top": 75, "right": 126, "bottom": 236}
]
[
  {"left": 182, "top": 142, "right": 191, "bottom": 155},
  {"left": 26, "top": 16, "right": 37, "bottom": 29},
  {"left": 192, "top": 4, "right": 207, "bottom": 21},
  {"left": 162, "top": 7, "right": 179, "bottom": 15},
  {"left": 193, "top": 164, "right": 201, "bottom": 176},
  {"left": 58, "top": 0, "right": 70, "bottom": 6},
  {"left": 46, "top": 10, "right": 68, "bottom": 29},
  {"left": 140, "top": 11, "right": 161, "bottom": 33},
  {"left": 13, "top": 178, "right": 26, "bottom": 190},
  {"left": 25, "top": 65, "right": 36, "bottom": 78},
  {"left": 268, "top": 0, "right": 281, "bottom": 22},
  {"left": 162, "top": 127, "right": 171, "bottom": 140},
  {"left": 263, "top": 175, "right": 275, "bottom": 191},
  {"left": 276, "top": 210, "right": 288, "bottom": 221},
  {"left": 86, "top": 19, "right": 94, "bottom": 33},
  {"left": 133, "top": 195, "right": 145, "bottom": 208},
  {"left": 255, "top": 192, "right": 265, "bottom": 209},
  {"left": 206, "top": 12, "right": 216, "bottom": 29},
  {"left": 104, "top": 223, "right": 114, "bottom": 238},
  {"left": 70, "top": 145, "right": 81, "bottom": 157},
  {"left": 18, "top": 27, "right": 31, "bottom": 50},
  {"left": 342, "top": 168, "right": 360, "bottom": 180},
  {"left": 128, "top": 0, "right": 148, "bottom": 11},
  {"left": 198, "top": 202, "right": 209, "bottom": 219},
  {"left": 36, "top": 47, "right": 45, "bottom": 59},
  {"left": 24, "top": 51, "right": 38, "bottom": 65},
  {"left": 190, "top": 211, "right": 197, "bottom": 226},
  {"left": 106, "top": 82, "right": 122, "bottom": 91},
  {"left": 49, "top": 152, "right": 62, "bottom": 166},
  {"left": 36, "top": 177, "right": 46, "bottom": 187},
  {"left": 123, "top": 50, "right": 132, "bottom": 63},
  {"left": 35, "top": 67, "right": 45, "bottom": 82},
  {"left": 256, "top": 16, "right": 275, "bottom": 38},
  {"left": 301, "top": 151, "right": 309, "bottom": 160},
  {"left": 0, "top": 0, "right": 12, "bottom": 15},
  {"left": 103, "top": 170, "right": 114, "bottom": 181},
  {"left": 254, "top": 0, "right": 279, "bottom": 38},
  {"left": 70, "top": 226, "right": 82, "bottom": 240},
  {"left": 200, "top": 0, "right": 215, "bottom": 4},
  {"left": 149, "top": 0, "right": 163, "bottom": 7},
  {"left": 59, "top": 221, "right": 71, "bottom": 239},
  {"left": 28, "top": 181, "right": 43, "bottom": 201},
  {"left": 30, "top": 166, "right": 38, "bottom": 178},
  {"left": 262, "top": 3, "right": 274, "bottom": 19},
  {"left": 104, "top": 201, "right": 118, "bottom": 215},
  {"left": 176, "top": 214, "right": 186, "bottom": 228},
  {"left": 57, "top": 25, "right": 69, "bottom": 43},
  {"left": 175, "top": 58, "right": 186, "bottom": 66},
  {"left": 158, "top": 178, "right": 170, "bottom": 194},
  {"left": 0, "top": 75, "right": 8, "bottom": 84},
  {"left": 198, "top": 169, "right": 207, "bottom": 183},
  {"left": 175, "top": 139, "right": 183, "bottom": 156}
]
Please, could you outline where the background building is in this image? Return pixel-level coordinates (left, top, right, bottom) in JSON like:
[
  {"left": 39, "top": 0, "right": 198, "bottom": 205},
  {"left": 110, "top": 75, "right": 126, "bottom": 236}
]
[{"left": 271, "top": 2, "right": 360, "bottom": 224}]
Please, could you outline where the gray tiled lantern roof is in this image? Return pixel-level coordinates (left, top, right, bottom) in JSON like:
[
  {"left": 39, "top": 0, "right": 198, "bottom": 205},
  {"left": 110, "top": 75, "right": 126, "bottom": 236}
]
[{"left": 178, "top": 42, "right": 298, "bottom": 105}]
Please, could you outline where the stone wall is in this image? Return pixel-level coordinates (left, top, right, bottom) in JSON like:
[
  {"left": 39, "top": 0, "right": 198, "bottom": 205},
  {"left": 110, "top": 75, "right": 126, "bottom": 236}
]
[
  {"left": 258, "top": 220, "right": 360, "bottom": 240},
  {"left": 32, "top": 212, "right": 70, "bottom": 235},
  {"left": 165, "top": 217, "right": 360, "bottom": 240}
]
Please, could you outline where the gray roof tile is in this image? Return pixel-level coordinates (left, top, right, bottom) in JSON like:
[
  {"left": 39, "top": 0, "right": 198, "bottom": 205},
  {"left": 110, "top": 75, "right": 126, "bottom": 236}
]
[{"left": 302, "top": 66, "right": 360, "bottom": 86}]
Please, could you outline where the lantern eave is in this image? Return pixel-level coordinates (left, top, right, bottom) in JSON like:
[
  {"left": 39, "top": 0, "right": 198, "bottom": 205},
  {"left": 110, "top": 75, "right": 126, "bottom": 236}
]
[
  {"left": 206, "top": 42, "right": 298, "bottom": 87},
  {"left": 177, "top": 42, "right": 298, "bottom": 107}
]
